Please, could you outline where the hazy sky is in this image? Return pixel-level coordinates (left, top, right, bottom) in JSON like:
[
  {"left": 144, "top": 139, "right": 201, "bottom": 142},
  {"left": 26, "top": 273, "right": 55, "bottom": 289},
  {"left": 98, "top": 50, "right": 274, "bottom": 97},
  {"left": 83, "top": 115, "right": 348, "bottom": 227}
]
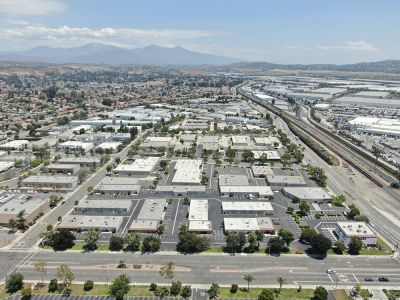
[{"left": 0, "top": 0, "right": 399, "bottom": 64}]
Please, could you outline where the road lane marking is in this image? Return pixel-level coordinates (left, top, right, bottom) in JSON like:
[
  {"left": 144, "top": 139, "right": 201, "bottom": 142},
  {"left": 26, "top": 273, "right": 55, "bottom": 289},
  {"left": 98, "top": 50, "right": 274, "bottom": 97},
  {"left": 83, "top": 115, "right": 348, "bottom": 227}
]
[
  {"left": 171, "top": 198, "right": 181, "bottom": 234},
  {"left": 353, "top": 274, "right": 359, "bottom": 283}
]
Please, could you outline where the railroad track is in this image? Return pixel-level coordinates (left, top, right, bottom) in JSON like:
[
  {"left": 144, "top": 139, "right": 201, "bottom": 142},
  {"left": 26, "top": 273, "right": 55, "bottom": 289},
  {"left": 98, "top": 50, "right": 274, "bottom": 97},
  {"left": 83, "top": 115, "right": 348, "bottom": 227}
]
[{"left": 237, "top": 87, "right": 399, "bottom": 193}]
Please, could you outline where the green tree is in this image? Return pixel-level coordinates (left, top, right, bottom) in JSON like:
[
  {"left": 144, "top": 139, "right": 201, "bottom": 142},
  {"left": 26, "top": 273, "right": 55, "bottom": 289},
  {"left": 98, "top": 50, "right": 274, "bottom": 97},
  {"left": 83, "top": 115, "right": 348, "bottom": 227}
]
[
  {"left": 207, "top": 283, "right": 220, "bottom": 299},
  {"left": 331, "top": 195, "right": 346, "bottom": 207},
  {"left": 299, "top": 201, "right": 310, "bottom": 216},
  {"left": 258, "top": 288, "right": 274, "bottom": 300},
  {"left": 109, "top": 236, "right": 124, "bottom": 252},
  {"left": 243, "top": 274, "right": 255, "bottom": 291},
  {"left": 159, "top": 262, "right": 175, "bottom": 281},
  {"left": 124, "top": 232, "right": 141, "bottom": 252},
  {"left": 348, "top": 236, "right": 363, "bottom": 255},
  {"left": 314, "top": 286, "right": 328, "bottom": 300},
  {"left": 278, "top": 229, "right": 294, "bottom": 246},
  {"left": 371, "top": 145, "right": 382, "bottom": 161},
  {"left": 5, "top": 273, "right": 24, "bottom": 293},
  {"left": 83, "top": 229, "right": 100, "bottom": 251},
  {"left": 57, "top": 264, "right": 74, "bottom": 290},
  {"left": 170, "top": 281, "right": 182, "bottom": 296},
  {"left": 48, "top": 279, "right": 59, "bottom": 293},
  {"left": 310, "top": 234, "right": 332, "bottom": 254},
  {"left": 7, "top": 218, "right": 17, "bottom": 232},
  {"left": 247, "top": 232, "right": 259, "bottom": 252},
  {"left": 268, "top": 237, "right": 285, "bottom": 253},
  {"left": 180, "top": 285, "right": 192, "bottom": 298},
  {"left": 142, "top": 235, "right": 161, "bottom": 252},
  {"left": 50, "top": 229, "right": 76, "bottom": 251},
  {"left": 300, "top": 228, "right": 318, "bottom": 244},
  {"left": 109, "top": 274, "right": 131, "bottom": 300},
  {"left": 334, "top": 241, "right": 346, "bottom": 254},
  {"left": 281, "top": 153, "right": 292, "bottom": 168},
  {"left": 16, "top": 210, "right": 26, "bottom": 230},
  {"left": 84, "top": 280, "right": 94, "bottom": 291},
  {"left": 21, "top": 288, "right": 32, "bottom": 300},
  {"left": 34, "top": 261, "right": 46, "bottom": 284}
]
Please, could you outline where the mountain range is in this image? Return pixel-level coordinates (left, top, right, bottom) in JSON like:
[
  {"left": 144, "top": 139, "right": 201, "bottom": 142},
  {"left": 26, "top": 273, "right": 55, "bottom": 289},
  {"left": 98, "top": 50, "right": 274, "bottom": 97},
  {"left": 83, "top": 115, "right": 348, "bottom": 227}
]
[
  {"left": 0, "top": 43, "right": 241, "bottom": 66},
  {"left": 1, "top": 43, "right": 400, "bottom": 73}
]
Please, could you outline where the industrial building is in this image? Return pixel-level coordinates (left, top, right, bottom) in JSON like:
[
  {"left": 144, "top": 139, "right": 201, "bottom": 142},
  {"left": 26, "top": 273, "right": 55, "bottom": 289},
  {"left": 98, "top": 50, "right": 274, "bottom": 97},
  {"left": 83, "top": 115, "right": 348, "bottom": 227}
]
[
  {"left": 253, "top": 136, "right": 278, "bottom": 146},
  {"left": 57, "top": 157, "right": 101, "bottom": 169},
  {"left": 0, "top": 196, "right": 49, "bottom": 225},
  {"left": 58, "top": 215, "right": 123, "bottom": 231},
  {"left": 172, "top": 159, "right": 203, "bottom": 185},
  {"left": 334, "top": 221, "right": 377, "bottom": 246},
  {"left": 333, "top": 96, "right": 400, "bottom": 108},
  {"left": 0, "top": 161, "right": 14, "bottom": 173},
  {"left": 282, "top": 187, "right": 331, "bottom": 202},
  {"left": 114, "top": 156, "right": 159, "bottom": 175},
  {"left": 129, "top": 219, "right": 161, "bottom": 233},
  {"left": 75, "top": 199, "right": 132, "bottom": 214},
  {"left": 220, "top": 186, "right": 273, "bottom": 198},
  {"left": 140, "top": 136, "right": 172, "bottom": 148},
  {"left": 253, "top": 150, "right": 281, "bottom": 160},
  {"left": 231, "top": 136, "right": 251, "bottom": 147},
  {"left": 155, "top": 185, "right": 206, "bottom": 196},
  {"left": 183, "top": 119, "right": 209, "bottom": 131},
  {"left": 251, "top": 165, "right": 274, "bottom": 177},
  {"left": 223, "top": 217, "right": 275, "bottom": 233},
  {"left": 0, "top": 140, "right": 29, "bottom": 151},
  {"left": 266, "top": 175, "right": 307, "bottom": 187},
  {"left": 188, "top": 199, "right": 212, "bottom": 233},
  {"left": 45, "top": 163, "right": 81, "bottom": 174},
  {"left": 219, "top": 174, "right": 249, "bottom": 186},
  {"left": 22, "top": 175, "right": 79, "bottom": 189},
  {"left": 137, "top": 199, "right": 167, "bottom": 221},
  {"left": 59, "top": 141, "right": 94, "bottom": 153},
  {"left": 348, "top": 117, "right": 400, "bottom": 138},
  {"left": 96, "top": 141, "right": 122, "bottom": 153},
  {"left": 222, "top": 201, "right": 273, "bottom": 216},
  {"left": 198, "top": 135, "right": 219, "bottom": 151}
]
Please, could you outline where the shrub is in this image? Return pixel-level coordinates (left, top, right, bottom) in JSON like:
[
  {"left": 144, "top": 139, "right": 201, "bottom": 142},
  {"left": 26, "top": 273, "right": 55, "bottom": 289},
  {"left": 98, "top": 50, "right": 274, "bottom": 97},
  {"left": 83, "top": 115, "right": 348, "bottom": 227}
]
[
  {"left": 149, "top": 283, "right": 157, "bottom": 291},
  {"left": 5, "top": 273, "right": 24, "bottom": 293},
  {"left": 83, "top": 280, "right": 94, "bottom": 291},
  {"left": 48, "top": 279, "right": 59, "bottom": 293},
  {"left": 21, "top": 288, "right": 31, "bottom": 300},
  {"left": 230, "top": 284, "right": 238, "bottom": 294}
]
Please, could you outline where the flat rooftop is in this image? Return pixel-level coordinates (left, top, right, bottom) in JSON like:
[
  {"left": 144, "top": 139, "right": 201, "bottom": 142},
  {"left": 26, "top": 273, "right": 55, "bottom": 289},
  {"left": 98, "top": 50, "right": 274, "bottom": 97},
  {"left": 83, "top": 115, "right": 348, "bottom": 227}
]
[
  {"left": 283, "top": 187, "right": 331, "bottom": 200},
  {"left": 137, "top": 199, "right": 167, "bottom": 220},
  {"left": 59, "top": 215, "right": 123, "bottom": 230},
  {"left": 336, "top": 221, "right": 377, "bottom": 238},
  {"left": 155, "top": 185, "right": 206, "bottom": 193},
  {"left": 99, "top": 177, "right": 140, "bottom": 185},
  {"left": 22, "top": 175, "right": 78, "bottom": 184},
  {"left": 0, "top": 198, "right": 47, "bottom": 215},
  {"left": 222, "top": 201, "right": 273, "bottom": 212},
  {"left": 76, "top": 199, "right": 132, "bottom": 210},
  {"left": 188, "top": 199, "right": 208, "bottom": 221},
  {"left": 220, "top": 185, "right": 273, "bottom": 196},
  {"left": 188, "top": 220, "right": 212, "bottom": 232},
  {"left": 224, "top": 217, "right": 258, "bottom": 231},
  {"left": 172, "top": 159, "right": 202, "bottom": 184},
  {"left": 219, "top": 174, "right": 249, "bottom": 186},
  {"left": 266, "top": 175, "right": 306, "bottom": 185},
  {"left": 129, "top": 219, "right": 160, "bottom": 232}
]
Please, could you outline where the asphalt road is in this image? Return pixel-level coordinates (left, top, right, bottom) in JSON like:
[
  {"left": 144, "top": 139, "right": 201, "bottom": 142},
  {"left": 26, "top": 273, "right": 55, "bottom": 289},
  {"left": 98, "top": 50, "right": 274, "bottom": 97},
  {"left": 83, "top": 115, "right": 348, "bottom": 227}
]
[{"left": 1, "top": 251, "right": 400, "bottom": 288}]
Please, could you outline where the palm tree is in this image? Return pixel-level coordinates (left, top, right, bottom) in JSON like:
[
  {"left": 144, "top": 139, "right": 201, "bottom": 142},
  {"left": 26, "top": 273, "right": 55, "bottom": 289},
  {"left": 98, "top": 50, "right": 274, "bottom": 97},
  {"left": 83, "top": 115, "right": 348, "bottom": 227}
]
[
  {"left": 243, "top": 274, "right": 255, "bottom": 292},
  {"left": 277, "top": 277, "right": 286, "bottom": 291}
]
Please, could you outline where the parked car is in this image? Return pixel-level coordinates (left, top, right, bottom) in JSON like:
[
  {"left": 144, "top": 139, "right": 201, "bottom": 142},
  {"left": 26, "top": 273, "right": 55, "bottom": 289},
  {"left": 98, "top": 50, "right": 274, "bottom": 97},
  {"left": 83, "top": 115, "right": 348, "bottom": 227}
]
[{"left": 364, "top": 277, "right": 374, "bottom": 282}]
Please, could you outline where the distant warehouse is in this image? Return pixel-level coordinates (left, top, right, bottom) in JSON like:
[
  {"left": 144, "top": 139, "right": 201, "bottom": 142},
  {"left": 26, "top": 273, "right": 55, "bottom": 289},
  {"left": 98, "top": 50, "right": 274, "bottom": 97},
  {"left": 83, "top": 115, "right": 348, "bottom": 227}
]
[
  {"left": 282, "top": 187, "right": 331, "bottom": 202},
  {"left": 114, "top": 156, "right": 159, "bottom": 175},
  {"left": 75, "top": 199, "right": 132, "bottom": 214},
  {"left": 58, "top": 215, "right": 123, "bottom": 232},
  {"left": 22, "top": 175, "right": 79, "bottom": 189},
  {"left": 188, "top": 199, "right": 212, "bottom": 233},
  {"left": 222, "top": 201, "right": 273, "bottom": 216},
  {"left": 224, "top": 217, "right": 275, "bottom": 234},
  {"left": 0, "top": 197, "right": 49, "bottom": 225},
  {"left": 333, "top": 96, "right": 400, "bottom": 108},
  {"left": 348, "top": 116, "right": 400, "bottom": 138}
]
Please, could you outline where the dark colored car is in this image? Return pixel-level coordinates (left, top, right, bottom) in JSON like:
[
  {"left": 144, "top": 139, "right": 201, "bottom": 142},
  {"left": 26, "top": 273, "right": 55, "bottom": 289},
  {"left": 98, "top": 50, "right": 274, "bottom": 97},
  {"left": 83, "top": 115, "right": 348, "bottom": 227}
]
[
  {"left": 378, "top": 277, "right": 389, "bottom": 282},
  {"left": 364, "top": 277, "right": 374, "bottom": 282}
]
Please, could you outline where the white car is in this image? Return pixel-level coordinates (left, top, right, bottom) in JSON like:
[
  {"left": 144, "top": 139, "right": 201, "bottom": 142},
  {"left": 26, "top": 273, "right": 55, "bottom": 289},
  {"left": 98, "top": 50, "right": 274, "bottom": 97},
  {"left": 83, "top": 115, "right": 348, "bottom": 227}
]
[{"left": 327, "top": 269, "right": 336, "bottom": 274}]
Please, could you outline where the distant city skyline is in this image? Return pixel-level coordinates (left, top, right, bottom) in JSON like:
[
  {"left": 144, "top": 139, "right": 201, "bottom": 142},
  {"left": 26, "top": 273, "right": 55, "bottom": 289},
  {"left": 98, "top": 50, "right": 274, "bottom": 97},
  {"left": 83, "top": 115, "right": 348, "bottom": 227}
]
[{"left": 0, "top": 0, "right": 399, "bottom": 64}]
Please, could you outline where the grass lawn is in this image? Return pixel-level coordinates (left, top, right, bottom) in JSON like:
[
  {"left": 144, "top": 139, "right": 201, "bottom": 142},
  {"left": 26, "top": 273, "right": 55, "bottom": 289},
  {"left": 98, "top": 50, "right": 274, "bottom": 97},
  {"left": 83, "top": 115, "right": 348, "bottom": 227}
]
[
  {"left": 332, "top": 289, "right": 350, "bottom": 300},
  {"left": 204, "top": 246, "right": 224, "bottom": 253},
  {"left": 219, "top": 287, "right": 314, "bottom": 299},
  {"left": 33, "top": 284, "right": 154, "bottom": 297}
]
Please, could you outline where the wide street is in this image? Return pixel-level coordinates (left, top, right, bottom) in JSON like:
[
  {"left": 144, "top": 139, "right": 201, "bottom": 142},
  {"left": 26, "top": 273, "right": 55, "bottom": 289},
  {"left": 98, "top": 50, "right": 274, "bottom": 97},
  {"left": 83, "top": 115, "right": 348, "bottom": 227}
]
[{"left": 0, "top": 250, "right": 399, "bottom": 288}]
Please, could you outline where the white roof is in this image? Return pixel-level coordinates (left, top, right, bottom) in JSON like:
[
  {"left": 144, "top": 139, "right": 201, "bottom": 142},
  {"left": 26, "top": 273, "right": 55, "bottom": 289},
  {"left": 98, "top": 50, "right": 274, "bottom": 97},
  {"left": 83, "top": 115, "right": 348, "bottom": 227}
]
[
  {"left": 115, "top": 156, "right": 159, "bottom": 173},
  {"left": 0, "top": 161, "right": 14, "bottom": 172},
  {"left": 129, "top": 219, "right": 160, "bottom": 231},
  {"left": 145, "top": 136, "right": 172, "bottom": 142},
  {"left": 60, "top": 141, "right": 94, "bottom": 151},
  {"left": 96, "top": 141, "right": 122, "bottom": 150},
  {"left": 222, "top": 201, "right": 273, "bottom": 212},
  {"left": 231, "top": 136, "right": 250, "bottom": 145},
  {"left": 172, "top": 159, "right": 202, "bottom": 184},
  {"left": 188, "top": 220, "right": 212, "bottom": 232},
  {"left": 224, "top": 217, "right": 259, "bottom": 231},
  {"left": 253, "top": 150, "right": 281, "bottom": 160},
  {"left": 59, "top": 215, "right": 123, "bottom": 230},
  {"left": 219, "top": 174, "right": 249, "bottom": 186},
  {"left": 0, "top": 140, "right": 29, "bottom": 149},
  {"left": 283, "top": 187, "right": 331, "bottom": 200},
  {"left": 188, "top": 199, "right": 208, "bottom": 221},
  {"left": 349, "top": 117, "right": 400, "bottom": 135},
  {"left": 220, "top": 186, "right": 273, "bottom": 196},
  {"left": 137, "top": 199, "right": 166, "bottom": 221},
  {"left": 336, "top": 221, "right": 377, "bottom": 238},
  {"left": 77, "top": 199, "right": 132, "bottom": 210}
]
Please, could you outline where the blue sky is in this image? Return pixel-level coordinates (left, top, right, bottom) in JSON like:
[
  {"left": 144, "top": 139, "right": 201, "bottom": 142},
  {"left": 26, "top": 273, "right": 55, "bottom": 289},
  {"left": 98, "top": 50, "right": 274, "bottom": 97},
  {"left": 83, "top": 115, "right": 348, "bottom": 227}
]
[{"left": 0, "top": 0, "right": 399, "bottom": 64}]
